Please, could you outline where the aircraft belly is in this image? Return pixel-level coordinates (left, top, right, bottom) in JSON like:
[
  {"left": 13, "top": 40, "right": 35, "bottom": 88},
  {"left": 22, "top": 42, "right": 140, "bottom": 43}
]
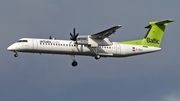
[
  {"left": 116, "top": 44, "right": 161, "bottom": 57},
  {"left": 72, "top": 46, "right": 94, "bottom": 55}
]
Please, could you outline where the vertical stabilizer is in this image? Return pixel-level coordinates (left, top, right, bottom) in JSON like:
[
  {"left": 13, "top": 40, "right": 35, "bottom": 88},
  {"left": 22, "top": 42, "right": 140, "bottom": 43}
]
[{"left": 141, "top": 19, "right": 174, "bottom": 47}]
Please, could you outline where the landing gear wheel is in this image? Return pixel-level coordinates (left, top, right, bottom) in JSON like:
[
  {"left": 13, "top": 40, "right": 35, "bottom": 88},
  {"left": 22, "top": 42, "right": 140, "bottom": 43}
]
[
  {"left": 72, "top": 61, "right": 78, "bottom": 67},
  {"left": 95, "top": 55, "right": 100, "bottom": 60},
  {"left": 14, "top": 53, "right": 18, "bottom": 57}
]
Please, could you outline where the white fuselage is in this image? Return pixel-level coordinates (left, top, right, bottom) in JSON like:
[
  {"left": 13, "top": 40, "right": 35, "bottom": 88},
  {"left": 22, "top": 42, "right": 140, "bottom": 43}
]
[{"left": 7, "top": 38, "right": 161, "bottom": 58}]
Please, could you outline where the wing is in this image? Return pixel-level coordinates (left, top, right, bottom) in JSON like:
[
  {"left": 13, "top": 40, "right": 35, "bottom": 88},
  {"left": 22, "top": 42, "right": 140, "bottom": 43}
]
[{"left": 90, "top": 25, "right": 122, "bottom": 39}]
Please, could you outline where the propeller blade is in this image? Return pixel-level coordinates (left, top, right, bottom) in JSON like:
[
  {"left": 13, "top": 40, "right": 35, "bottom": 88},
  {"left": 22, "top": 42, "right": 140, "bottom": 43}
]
[
  {"left": 70, "top": 33, "right": 73, "bottom": 40},
  {"left": 73, "top": 28, "right": 76, "bottom": 36},
  {"left": 75, "top": 33, "right": 79, "bottom": 38},
  {"left": 69, "top": 41, "right": 73, "bottom": 44},
  {"left": 70, "top": 33, "right": 73, "bottom": 37}
]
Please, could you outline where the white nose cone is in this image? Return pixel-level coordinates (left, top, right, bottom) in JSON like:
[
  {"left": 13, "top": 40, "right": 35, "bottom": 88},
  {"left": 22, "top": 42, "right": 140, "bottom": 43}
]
[{"left": 7, "top": 45, "right": 16, "bottom": 51}]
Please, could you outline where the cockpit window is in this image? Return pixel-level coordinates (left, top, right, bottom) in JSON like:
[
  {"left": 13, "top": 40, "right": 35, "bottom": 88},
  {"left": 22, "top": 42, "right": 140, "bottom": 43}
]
[
  {"left": 16, "top": 40, "right": 28, "bottom": 42},
  {"left": 22, "top": 40, "right": 28, "bottom": 42},
  {"left": 17, "top": 40, "right": 21, "bottom": 42}
]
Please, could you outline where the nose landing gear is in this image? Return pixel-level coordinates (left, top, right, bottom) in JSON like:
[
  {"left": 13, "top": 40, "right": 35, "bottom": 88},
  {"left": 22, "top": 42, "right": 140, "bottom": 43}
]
[
  {"left": 14, "top": 51, "right": 18, "bottom": 57},
  {"left": 71, "top": 55, "right": 78, "bottom": 67},
  {"left": 14, "top": 53, "right": 18, "bottom": 57}
]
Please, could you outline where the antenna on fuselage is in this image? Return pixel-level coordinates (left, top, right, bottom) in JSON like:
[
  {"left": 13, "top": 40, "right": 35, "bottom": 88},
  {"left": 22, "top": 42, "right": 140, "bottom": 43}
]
[
  {"left": 49, "top": 35, "right": 52, "bottom": 39},
  {"left": 49, "top": 35, "right": 56, "bottom": 40}
]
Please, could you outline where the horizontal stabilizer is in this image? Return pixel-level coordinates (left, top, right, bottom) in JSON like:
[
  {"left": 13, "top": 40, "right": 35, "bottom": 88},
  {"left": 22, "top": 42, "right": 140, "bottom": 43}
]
[
  {"left": 145, "top": 19, "right": 174, "bottom": 28},
  {"left": 155, "top": 19, "right": 174, "bottom": 25}
]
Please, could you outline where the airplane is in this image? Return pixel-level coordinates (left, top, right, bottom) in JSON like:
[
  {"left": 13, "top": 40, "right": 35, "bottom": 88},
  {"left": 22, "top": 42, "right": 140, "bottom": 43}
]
[{"left": 7, "top": 19, "right": 174, "bottom": 67}]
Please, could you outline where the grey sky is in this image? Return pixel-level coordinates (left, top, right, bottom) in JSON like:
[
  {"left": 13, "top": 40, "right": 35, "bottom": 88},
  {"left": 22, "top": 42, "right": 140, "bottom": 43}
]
[{"left": 0, "top": 0, "right": 180, "bottom": 101}]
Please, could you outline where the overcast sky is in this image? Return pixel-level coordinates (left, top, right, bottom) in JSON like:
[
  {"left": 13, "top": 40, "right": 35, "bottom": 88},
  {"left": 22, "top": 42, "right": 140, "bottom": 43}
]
[{"left": 0, "top": 0, "right": 180, "bottom": 101}]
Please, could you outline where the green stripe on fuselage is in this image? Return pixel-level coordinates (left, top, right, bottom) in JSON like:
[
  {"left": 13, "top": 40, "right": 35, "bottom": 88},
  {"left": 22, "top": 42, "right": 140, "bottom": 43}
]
[{"left": 116, "top": 39, "right": 143, "bottom": 45}]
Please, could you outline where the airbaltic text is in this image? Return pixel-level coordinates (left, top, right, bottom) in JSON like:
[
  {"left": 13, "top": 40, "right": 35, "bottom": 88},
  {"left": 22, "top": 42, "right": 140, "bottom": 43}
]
[
  {"left": 77, "top": 37, "right": 87, "bottom": 41},
  {"left": 146, "top": 37, "right": 159, "bottom": 44},
  {"left": 40, "top": 40, "right": 59, "bottom": 44}
]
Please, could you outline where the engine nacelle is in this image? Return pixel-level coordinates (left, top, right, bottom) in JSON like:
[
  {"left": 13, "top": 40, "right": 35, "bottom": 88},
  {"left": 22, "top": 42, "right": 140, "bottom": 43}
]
[{"left": 77, "top": 35, "right": 89, "bottom": 45}]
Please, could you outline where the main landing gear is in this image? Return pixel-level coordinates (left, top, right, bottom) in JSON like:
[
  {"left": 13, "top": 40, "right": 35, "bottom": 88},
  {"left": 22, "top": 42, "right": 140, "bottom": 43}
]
[
  {"left": 95, "top": 54, "right": 100, "bottom": 60},
  {"left": 92, "top": 47, "right": 101, "bottom": 60},
  {"left": 71, "top": 55, "right": 78, "bottom": 67},
  {"left": 72, "top": 61, "right": 78, "bottom": 67}
]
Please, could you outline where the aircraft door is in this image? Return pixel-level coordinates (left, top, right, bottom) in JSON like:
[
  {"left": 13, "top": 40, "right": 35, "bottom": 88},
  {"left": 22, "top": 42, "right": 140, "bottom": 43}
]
[
  {"left": 116, "top": 45, "right": 121, "bottom": 54},
  {"left": 32, "top": 39, "right": 38, "bottom": 50}
]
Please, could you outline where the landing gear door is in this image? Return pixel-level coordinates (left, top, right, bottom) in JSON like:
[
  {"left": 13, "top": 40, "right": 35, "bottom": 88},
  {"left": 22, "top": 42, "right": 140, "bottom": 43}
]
[{"left": 32, "top": 39, "right": 38, "bottom": 50}]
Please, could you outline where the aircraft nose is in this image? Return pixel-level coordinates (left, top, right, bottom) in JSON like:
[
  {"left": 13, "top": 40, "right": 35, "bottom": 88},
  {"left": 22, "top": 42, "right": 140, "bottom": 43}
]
[{"left": 7, "top": 45, "right": 16, "bottom": 51}]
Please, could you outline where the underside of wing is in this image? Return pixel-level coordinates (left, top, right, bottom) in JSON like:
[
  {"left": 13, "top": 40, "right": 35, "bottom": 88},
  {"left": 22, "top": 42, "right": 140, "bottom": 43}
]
[{"left": 90, "top": 25, "right": 122, "bottom": 39}]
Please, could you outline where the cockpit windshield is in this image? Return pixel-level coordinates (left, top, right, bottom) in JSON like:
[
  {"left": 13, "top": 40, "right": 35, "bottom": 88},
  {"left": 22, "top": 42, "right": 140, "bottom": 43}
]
[{"left": 16, "top": 40, "right": 28, "bottom": 42}]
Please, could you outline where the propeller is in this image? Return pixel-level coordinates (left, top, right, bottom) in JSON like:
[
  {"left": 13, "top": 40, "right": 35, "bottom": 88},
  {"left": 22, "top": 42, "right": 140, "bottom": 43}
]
[{"left": 70, "top": 28, "right": 79, "bottom": 43}]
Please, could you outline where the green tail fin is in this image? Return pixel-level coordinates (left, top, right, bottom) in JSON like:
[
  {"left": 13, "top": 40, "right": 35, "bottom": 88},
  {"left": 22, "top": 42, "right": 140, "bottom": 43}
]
[{"left": 141, "top": 19, "right": 174, "bottom": 47}]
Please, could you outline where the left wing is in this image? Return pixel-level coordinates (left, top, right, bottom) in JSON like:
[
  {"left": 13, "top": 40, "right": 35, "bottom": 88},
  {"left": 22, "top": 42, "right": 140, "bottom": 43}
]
[{"left": 90, "top": 25, "right": 122, "bottom": 39}]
